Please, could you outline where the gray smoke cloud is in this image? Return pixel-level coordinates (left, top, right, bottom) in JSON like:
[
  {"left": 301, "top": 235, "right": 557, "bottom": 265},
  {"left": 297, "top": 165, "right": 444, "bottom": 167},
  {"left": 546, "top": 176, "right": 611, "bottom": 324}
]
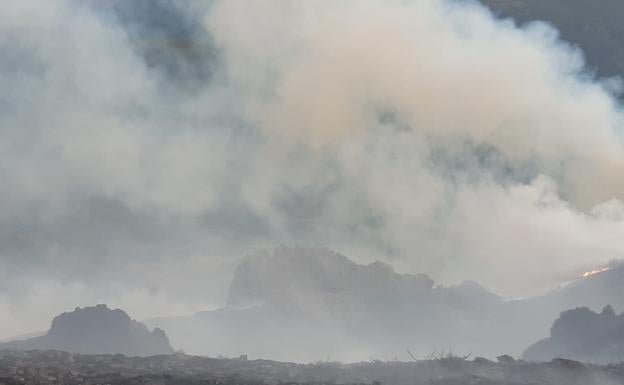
[{"left": 1, "top": 0, "right": 624, "bottom": 339}]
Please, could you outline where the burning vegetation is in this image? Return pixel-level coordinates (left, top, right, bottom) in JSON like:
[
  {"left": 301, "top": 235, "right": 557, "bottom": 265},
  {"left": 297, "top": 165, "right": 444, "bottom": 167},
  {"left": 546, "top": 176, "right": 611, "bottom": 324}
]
[{"left": 582, "top": 267, "right": 610, "bottom": 278}]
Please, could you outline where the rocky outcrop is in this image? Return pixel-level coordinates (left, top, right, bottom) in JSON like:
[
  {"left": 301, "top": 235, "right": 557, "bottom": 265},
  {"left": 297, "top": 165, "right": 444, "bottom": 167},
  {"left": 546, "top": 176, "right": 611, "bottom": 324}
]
[
  {"left": 148, "top": 247, "right": 624, "bottom": 362},
  {"left": 2, "top": 304, "right": 173, "bottom": 356},
  {"left": 227, "top": 246, "right": 435, "bottom": 310},
  {"left": 148, "top": 246, "right": 502, "bottom": 362},
  {"left": 523, "top": 305, "right": 624, "bottom": 363}
]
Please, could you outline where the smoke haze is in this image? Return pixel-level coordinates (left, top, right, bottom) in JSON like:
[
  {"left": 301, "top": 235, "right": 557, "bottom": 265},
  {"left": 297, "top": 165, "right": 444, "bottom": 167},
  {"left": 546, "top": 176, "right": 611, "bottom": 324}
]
[{"left": 1, "top": 0, "right": 624, "bottom": 347}]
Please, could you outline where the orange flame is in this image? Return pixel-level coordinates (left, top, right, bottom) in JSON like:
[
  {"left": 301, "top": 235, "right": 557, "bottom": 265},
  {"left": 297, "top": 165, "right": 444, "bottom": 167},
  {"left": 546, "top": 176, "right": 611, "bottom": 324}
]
[{"left": 582, "top": 267, "right": 610, "bottom": 278}]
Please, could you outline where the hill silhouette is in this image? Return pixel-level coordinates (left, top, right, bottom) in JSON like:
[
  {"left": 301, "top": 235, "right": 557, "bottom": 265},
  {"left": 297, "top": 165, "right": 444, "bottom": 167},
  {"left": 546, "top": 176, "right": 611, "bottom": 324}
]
[
  {"left": 524, "top": 305, "right": 624, "bottom": 363},
  {"left": 1, "top": 304, "right": 173, "bottom": 356},
  {"left": 149, "top": 247, "right": 624, "bottom": 361},
  {"left": 149, "top": 246, "right": 504, "bottom": 361}
]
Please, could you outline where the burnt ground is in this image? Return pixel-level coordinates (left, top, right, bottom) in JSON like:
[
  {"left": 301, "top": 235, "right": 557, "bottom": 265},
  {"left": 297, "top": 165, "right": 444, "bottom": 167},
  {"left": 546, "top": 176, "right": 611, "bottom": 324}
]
[{"left": 1, "top": 350, "right": 623, "bottom": 385}]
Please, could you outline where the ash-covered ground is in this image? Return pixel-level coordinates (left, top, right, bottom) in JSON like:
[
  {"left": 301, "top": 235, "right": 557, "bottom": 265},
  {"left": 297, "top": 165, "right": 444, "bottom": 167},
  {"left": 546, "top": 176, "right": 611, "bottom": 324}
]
[{"left": 1, "top": 350, "right": 624, "bottom": 385}]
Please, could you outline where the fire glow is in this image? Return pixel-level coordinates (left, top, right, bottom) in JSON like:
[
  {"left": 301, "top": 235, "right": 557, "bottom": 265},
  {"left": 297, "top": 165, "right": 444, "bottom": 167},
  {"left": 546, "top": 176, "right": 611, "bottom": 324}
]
[{"left": 582, "top": 267, "right": 610, "bottom": 278}]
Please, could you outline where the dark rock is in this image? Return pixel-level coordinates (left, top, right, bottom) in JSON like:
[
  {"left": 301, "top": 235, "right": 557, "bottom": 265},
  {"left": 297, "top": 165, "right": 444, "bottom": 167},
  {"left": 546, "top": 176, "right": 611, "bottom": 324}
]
[
  {"left": 523, "top": 305, "right": 624, "bottom": 363},
  {"left": 149, "top": 246, "right": 501, "bottom": 361},
  {"left": 1, "top": 304, "right": 174, "bottom": 356},
  {"left": 497, "top": 355, "right": 515, "bottom": 364},
  {"left": 473, "top": 356, "right": 495, "bottom": 365}
]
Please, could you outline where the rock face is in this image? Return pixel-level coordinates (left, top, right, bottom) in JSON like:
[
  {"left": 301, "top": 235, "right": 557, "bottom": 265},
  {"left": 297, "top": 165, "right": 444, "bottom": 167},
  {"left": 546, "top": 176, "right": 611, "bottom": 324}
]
[
  {"left": 147, "top": 246, "right": 624, "bottom": 362},
  {"left": 523, "top": 305, "right": 624, "bottom": 363},
  {"left": 228, "top": 246, "right": 435, "bottom": 311},
  {"left": 149, "top": 246, "right": 502, "bottom": 362},
  {"left": 2, "top": 304, "right": 174, "bottom": 356}
]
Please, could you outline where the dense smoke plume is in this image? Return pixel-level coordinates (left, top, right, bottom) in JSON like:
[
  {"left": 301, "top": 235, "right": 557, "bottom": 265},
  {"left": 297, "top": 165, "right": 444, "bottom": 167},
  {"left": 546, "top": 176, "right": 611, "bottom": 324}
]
[{"left": 1, "top": 0, "right": 623, "bottom": 343}]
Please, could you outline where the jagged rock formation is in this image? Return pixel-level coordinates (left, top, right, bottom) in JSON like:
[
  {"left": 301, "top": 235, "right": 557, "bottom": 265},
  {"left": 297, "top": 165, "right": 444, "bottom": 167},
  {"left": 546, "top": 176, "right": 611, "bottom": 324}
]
[
  {"left": 491, "top": 261, "right": 624, "bottom": 356},
  {"left": 149, "top": 246, "right": 502, "bottom": 362},
  {"left": 523, "top": 305, "right": 624, "bottom": 363},
  {"left": 149, "top": 246, "right": 624, "bottom": 362},
  {"left": 228, "top": 246, "right": 435, "bottom": 311},
  {"left": 1, "top": 304, "right": 173, "bottom": 356}
]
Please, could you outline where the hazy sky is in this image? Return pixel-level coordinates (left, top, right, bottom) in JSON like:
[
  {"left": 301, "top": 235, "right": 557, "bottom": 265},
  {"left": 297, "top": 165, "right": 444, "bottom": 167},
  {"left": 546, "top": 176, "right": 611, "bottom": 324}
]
[{"left": 1, "top": 0, "right": 624, "bottom": 339}]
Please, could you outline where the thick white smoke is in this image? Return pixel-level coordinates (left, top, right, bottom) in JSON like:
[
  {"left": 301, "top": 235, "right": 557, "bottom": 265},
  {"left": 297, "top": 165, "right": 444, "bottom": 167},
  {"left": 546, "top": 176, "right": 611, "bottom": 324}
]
[
  {"left": 208, "top": 0, "right": 624, "bottom": 292},
  {"left": 0, "top": 0, "right": 623, "bottom": 339}
]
